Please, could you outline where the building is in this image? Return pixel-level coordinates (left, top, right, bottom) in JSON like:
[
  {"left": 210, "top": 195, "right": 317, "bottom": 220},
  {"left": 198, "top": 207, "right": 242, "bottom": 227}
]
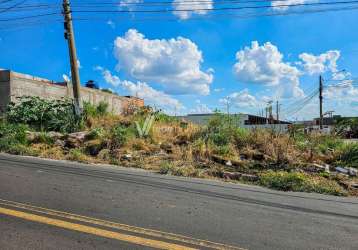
[
  {"left": 0, "top": 69, "right": 144, "bottom": 114},
  {"left": 179, "top": 113, "right": 291, "bottom": 132}
]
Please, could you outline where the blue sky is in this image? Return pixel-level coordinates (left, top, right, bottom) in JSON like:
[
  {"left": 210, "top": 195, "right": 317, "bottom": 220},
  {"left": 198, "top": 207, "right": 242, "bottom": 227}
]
[{"left": 1, "top": 0, "right": 358, "bottom": 120}]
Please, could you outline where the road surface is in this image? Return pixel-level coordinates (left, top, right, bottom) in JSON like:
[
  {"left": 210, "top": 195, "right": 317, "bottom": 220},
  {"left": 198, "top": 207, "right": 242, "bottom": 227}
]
[{"left": 0, "top": 153, "right": 357, "bottom": 249}]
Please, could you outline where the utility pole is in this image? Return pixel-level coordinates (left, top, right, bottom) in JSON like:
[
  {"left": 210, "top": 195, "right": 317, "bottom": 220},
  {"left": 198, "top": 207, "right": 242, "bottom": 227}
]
[
  {"left": 319, "top": 75, "right": 323, "bottom": 130},
  {"left": 276, "top": 100, "right": 279, "bottom": 123},
  {"left": 63, "top": 0, "right": 82, "bottom": 115}
]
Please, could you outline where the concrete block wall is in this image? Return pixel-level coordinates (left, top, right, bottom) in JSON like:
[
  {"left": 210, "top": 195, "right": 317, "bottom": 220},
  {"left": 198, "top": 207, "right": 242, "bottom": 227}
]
[
  {"left": 0, "top": 70, "right": 144, "bottom": 115},
  {"left": 0, "top": 70, "right": 11, "bottom": 113}
]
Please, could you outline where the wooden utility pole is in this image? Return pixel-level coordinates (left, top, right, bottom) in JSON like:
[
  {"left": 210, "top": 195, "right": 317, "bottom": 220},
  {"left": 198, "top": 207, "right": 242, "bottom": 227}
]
[
  {"left": 319, "top": 75, "right": 323, "bottom": 129},
  {"left": 276, "top": 100, "right": 279, "bottom": 123},
  {"left": 63, "top": 0, "right": 82, "bottom": 115}
]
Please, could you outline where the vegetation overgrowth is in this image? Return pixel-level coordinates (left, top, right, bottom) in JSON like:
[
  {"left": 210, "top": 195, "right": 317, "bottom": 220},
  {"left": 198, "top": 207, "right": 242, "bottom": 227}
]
[{"left": 0, "top": 96, "right": 357, "bottom": 196}]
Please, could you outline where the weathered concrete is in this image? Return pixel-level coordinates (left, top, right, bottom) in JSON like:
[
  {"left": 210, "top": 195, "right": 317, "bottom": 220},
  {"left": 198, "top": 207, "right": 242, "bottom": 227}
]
[{"left": 0, "top": 70, "right": 144, "bottom": 114}]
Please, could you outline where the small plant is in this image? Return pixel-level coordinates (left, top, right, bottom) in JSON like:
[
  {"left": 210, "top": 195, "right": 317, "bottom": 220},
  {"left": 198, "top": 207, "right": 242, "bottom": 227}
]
[
  {"left": 0, "top": 122, "right": 28, "bottom": 152},
  {"left": 34, "top": 132, "right": 55, "bottom": 145},
  {"left": 67, "top": 148, "right": 88, "bottom": 163},
  {"left": 86, "top": 128, "right": 105, "bottom": 140},
  {"left": 338, "top": 143, "right": 358, "bottom": 168},
  {"left": 83, "top": 101, "right": 109, "bottom": 118},
  {"left": 96, "top": 101, "right": 109, "bottom": 116},
  {"left": 111, "top": 125, "right": 131, "bottom": 148}
]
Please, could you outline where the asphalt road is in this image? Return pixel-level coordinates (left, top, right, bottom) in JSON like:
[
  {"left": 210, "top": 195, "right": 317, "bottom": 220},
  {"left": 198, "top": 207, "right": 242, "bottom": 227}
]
[{"left": 0, "top": 153, "right": 357, "bottom": 250}]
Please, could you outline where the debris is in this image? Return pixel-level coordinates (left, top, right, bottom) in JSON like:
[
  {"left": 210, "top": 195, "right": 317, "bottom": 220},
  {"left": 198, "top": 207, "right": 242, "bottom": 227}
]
[
  {"left": 47, "top": 131, "right": 64, "bottom": 140},
  {"left": 223, "top": 172, "right": 242, "bottom": 180},
  {"left": 335, "top": 166, "right": 349, "bottom": 174},
  {"left": 211, "top": 155, "right": 227, "bottom": 165},
  {"left": 303, "top": 163, "right": 328, "bottom": 173},
  {"left": 348, "top": 168, "right": 357, "bottom": 177},
  {"left": 54, "top": 139, "right": 65, "bottom": 147},
  {"left": 226, "top": 160, "right": 232, "bottom": 166},
  {"left": 241, "top": 174, "right": 259, "bottom": 182},
  {"left": 121, "top": 154, "right": 132, "bottom": 160}
]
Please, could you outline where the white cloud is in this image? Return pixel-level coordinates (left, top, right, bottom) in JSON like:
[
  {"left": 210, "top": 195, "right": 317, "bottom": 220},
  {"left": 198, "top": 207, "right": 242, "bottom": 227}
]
[
  {"left": 172, "top": 0, "right": 213, "bottom": 20},
  {"left": 213, "top": 88, "right": 224, "bottom": 92},
  {"left": 119, "top": 0, "right": 143, "bottom": 11},
  {"left": 113, "top": 29, "right": 213, "bottom": 95},
  {"left": 189, "top": 100, "right": 212, "bottom": 114},
  {"left": 233, "top": 41, "right": 303, "bottom": 98},
  {"left": 299, "top": 50, "right": 340, "bottom": 75},
  {"left": 220, "top": 89, "right": 261, "bottom": 108},
  {"left": 97, "top": 68, "right": 182, "bottom": 112},
  {"left": 107, "top": 20, "right": 115, "bottom": 29},
  {"left": 271, "top": 0, "right": 311, "bottom": 11},
  {"left": 324, "top": 80, "right": 358, "bottom": 102}
]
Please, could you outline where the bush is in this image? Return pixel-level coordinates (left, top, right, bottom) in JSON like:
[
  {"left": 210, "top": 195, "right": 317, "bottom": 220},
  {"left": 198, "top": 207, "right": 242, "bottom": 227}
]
[
  {"left": 111, "top": 125, "right": 133, "bottom": 148},
  {"left": 96, "top": 101, "right": 109, "bottom": 116},
  {"left": 67, "top": 148, "right": 88, "bottom": 162},
  {"left": 338, "top": 143, "right": 358, "bottom": 168},
  {"left": 317, "top": 136, "right": 343, "bottom": 154},
  {"left": 259, "top": 171, "right": 346, "bottom": 196},
  {"left": 86, "top": 128, "right": 105, "bottom": 140},
  {"left": 6, "top": 96, "right": 80, "bottom": 133},
  {"left": 33, "top": 132, "right": 55, "bottom": 145},
  {"left": 83, "top": 101, "right": 109, "bottom": 118},
  {"left": 0, "top": 122, "right": 28, "bottom": 152}
]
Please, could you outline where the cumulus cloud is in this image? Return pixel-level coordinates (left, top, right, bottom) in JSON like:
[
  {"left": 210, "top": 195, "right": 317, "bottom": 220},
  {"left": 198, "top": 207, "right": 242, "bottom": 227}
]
[
  {"left": 271, "top": 0, "right": 311, "bottom": 11},
  {"left": 172, "top": 0, "right": 213, "bottom": 20},
  {"left": 324, "top": 80, "right": 358, "bottom": 102},
  {"left": 219, "top": 89, "right": 261, "bottom": 108},
  {"left": 233, "top": 41, "right": 303, "bottom": 98},
  {"left": 97, "top": 68, "right": 182, "bottom": 111},
  {"left": 189, "top": 100, "right": 212, "bottom": 114},
  {"left": 119, "top": 0, "right": 143, "bottom": 11},
  {"left": 113, "top": 29, "right": 213, "bottom": 95},
  {"left": 299, "top": 50, "right": 340, "bottom": 75}
]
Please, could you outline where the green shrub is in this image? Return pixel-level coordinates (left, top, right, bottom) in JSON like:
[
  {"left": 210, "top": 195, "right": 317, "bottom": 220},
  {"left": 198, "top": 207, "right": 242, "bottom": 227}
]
[
  {"left": 83, "top": 101, "right": 109, "bottom": 118},
  {"left": 233, "top": 127, "right": 250, "bottom": 149},
  {"left": 0, "top": 122, "right": 28, "bottom": 152},
  {"left": 96, "top": 101, "right": 109, "bottom": 116},
  {"left": 34, "top": 132, "right": 55, "bottom": 145},
  {"left": 259, "top": 171, "right": 346, "bottom": 196},
  {"left": 212, "top": 145, "right": 232, "bottom": 156},
  {"left": 6, "top": 96, "right": 80, "bottom": 133},
  {"left": 86, "top": 128, "right": 105, "bottom": 140},
  {"left": 338, "top": 143, "right": 358, "bottom": 168},
  {"left": 317, "top": 136, "right": 343, "bottom": 154},
  {"left": 209, "top": 132, "right": 230, "bottom": 146},
  {"left": 67, "top": 148, "right": 88, "bottom": 162},
  {"left": 83, "top": 101, "right": 98, "bottom": 118},
  {"left": 111, "top": 125, "right": 133, "bottom": 148}
]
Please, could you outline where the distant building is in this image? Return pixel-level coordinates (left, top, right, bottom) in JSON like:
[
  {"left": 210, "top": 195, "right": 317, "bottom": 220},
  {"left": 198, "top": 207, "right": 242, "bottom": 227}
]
[
  {"left": 178, "top": 113, "right": 291, "bottom": 131},
  {"left": 0, "top": 69, "right": 144, "bottom": 114}
]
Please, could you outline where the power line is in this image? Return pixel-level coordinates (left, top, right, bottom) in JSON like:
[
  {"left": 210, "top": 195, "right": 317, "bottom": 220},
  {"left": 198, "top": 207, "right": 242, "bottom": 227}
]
[
  {"left": 70, "top": 1, "right": 358, "bottom": 14},
  {"left": 0, "top": 0, "right": 27, "bottom": 14},
  {"left": 0, "top": 12, "right": 60, "bottom": 22}
]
